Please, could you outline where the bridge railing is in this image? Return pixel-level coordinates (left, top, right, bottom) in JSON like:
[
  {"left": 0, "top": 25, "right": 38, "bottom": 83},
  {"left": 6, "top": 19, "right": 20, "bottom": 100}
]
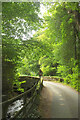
[{"left": 1, "top": 76, "right": 43, "bottom": 119}]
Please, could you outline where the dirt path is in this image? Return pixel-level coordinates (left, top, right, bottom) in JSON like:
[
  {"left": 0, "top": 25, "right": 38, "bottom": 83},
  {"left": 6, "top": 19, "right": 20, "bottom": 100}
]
[{"left": 38, "top": 81, "right": 78, "bottom": 118}]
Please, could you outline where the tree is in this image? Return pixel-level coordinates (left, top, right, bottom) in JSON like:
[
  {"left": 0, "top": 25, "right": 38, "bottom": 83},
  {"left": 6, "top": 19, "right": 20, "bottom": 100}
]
[
  {"left": 2, "top": 2, "right": 80, "bottom": 94},
  {"left": 2, "top": 2, "right": 41, "bottom": 95},
  {"left": 43, "top": 2, "right": 79, "bottom": 90},
  {"left": 33, "top": 2, "right": 79, "bottom": 90}
]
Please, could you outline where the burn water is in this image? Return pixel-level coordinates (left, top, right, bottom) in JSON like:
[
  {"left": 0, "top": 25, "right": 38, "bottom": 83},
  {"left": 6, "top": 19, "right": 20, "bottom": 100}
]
[{"left": 6, "top": 99, "right": 23, "bottom": 119}]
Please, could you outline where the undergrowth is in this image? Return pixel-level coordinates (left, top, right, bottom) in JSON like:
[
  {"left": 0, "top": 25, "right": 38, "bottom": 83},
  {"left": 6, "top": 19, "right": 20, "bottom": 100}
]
[{"left": 27, "top": 94, "right": 42, "bottom": 118}]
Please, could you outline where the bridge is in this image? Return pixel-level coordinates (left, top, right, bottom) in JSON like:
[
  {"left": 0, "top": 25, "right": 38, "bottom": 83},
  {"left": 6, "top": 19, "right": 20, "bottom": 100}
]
[
  {"left": 1, "top": 76, "right": 79, "bottom": 119},
  {"left": 1, "top": 76, "right": 43, "bottom": 120}
]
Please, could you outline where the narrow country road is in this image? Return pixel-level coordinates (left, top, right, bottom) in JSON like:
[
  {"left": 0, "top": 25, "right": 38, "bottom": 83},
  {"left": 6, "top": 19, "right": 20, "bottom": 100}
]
[{"left": 39, "top": 81, "right": 79, "bottom": 118}]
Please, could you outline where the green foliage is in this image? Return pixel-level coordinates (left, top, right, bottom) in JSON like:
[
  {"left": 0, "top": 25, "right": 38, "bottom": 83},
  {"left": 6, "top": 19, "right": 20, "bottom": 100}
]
[
  {"left": 13, "top": 80, "right": 25, "bottom": 92},
  {"left": 35, "top": 2, "right": 79, "bottom": 91},
  {"left": 2, "top": 2, "right": 80, "bottom": 94},
  {"left": 2, "top": 2, "right": 41, "bottom": 94}
]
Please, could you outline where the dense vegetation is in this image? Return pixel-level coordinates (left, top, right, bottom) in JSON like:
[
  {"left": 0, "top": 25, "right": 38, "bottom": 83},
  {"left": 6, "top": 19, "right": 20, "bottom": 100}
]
[{"left": 2, "top": 2, "right": 80, "bottom": 95}]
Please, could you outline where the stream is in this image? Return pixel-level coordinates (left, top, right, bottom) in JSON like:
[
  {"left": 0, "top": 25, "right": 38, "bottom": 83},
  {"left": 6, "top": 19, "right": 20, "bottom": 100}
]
[{"left": 6, "top": 99, "right": 23, "bottom": 119}]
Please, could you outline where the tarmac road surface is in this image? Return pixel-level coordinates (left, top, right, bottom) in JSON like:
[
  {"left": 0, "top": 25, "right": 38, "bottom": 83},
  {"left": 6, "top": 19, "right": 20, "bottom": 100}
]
[{"left": 39, "top": 81, "right": 79, "bottom": 118}]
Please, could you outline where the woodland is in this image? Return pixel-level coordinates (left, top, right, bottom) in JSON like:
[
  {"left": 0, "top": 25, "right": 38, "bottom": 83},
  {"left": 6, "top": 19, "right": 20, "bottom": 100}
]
[{"left": 2, "top": 2, "right": 80, "bottom": 95}]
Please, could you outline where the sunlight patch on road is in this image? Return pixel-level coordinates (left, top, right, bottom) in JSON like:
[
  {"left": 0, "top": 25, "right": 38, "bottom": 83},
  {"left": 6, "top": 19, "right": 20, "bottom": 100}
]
[
  {"left": 60, "top": 103, "right": 65, "bottom": 106},
  {"left": 59, "top": 98, "right": 64, "bottom": 101},
  {"left": 59, "top": 94, "right": 62, "bottom": 97},
  {"left": 55, "top": 92, "right": 59, "bottom": 94}
]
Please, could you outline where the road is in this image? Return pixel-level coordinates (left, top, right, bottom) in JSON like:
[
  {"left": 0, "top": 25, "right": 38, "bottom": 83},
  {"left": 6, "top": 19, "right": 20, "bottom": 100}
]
[{"left": 39, "top": 81, "right": 79, "bottom": 118}]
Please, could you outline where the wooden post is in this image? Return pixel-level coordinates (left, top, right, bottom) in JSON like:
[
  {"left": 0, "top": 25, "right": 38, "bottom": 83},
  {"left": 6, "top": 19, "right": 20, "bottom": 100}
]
[
  {"left": 23, "top": 83, "right": 26, "bottom": 117},
  {"left": 40, "top": 77, "right": 43, "bottom": 90},
  {"left": 2, "top": 104, "right": 9, "bottom": 119},
  {"left": 2, "top": 95, "right": 8, "bottom": 119}
]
